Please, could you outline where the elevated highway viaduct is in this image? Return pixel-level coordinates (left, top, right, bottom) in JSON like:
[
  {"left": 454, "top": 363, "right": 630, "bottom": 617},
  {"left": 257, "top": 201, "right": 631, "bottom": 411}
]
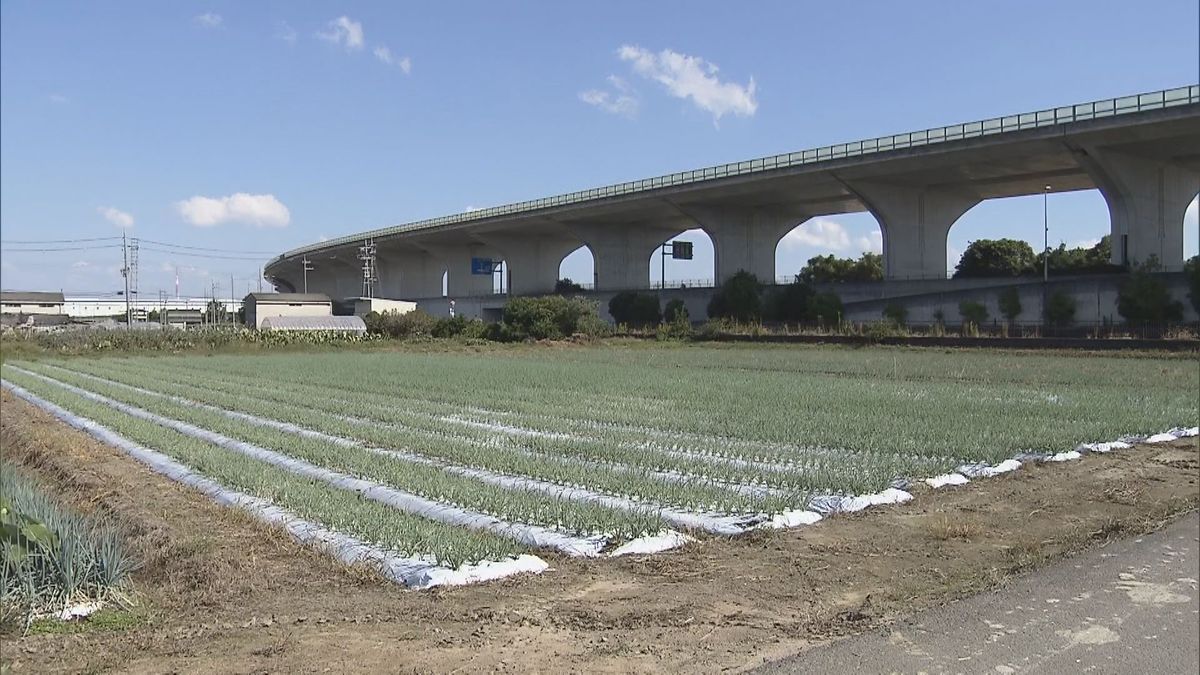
[{"left": 265, "top": 86, "right": 1200, "bottom": 307}]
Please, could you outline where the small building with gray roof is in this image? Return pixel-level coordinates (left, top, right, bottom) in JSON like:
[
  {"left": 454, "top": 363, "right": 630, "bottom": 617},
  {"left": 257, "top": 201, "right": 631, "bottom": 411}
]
[
  {"left": 1, "top": 291, "right": 66, "bottom": 315},
  {"left": 242, "top": 292, "right": 332, "bottom": 329}
]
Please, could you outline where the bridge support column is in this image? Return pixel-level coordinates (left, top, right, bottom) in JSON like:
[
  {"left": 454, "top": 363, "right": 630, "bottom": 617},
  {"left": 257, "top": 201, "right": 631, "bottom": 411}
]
[
  {"left": 376, "top": 249, "right": 445, "bottom": 299},
  {"left": 474, "top": 235, "right": 582, "bottom": 295},
  {"left": 1073, "top": 146, "right": 1197, "bottom": 271},
  {"left": 302, "top": 257, "right": 362, "bottom": 299},
  {"left": 674, "top": 204, "right": 807, "bottom": 285},
  {"left": 842, "top": 180, "right": 979, "bottom": 280},
  {"left": 571, "top": 224, "right": 680, "bottom": 290},
  {"left": 418, "top": 244, "right": 499, "bottom": 297}
]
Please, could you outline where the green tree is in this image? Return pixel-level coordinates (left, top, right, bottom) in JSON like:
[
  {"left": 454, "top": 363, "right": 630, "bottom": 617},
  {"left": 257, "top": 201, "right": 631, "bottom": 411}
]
[
  {"left": 608, "top": 291, "right": 661, "bottom": 328},
  {"left": 797, "top": 252, "right": 883, "bottom": 283},
  {"left": 1185, "top": 255, "right": 1200, "bottom": 313},
  {"left": 768, "top": 280, "right": 842, "bottom": 323},
  {"left": 707, "top": 270, "right": 763, "bottom": 322},
  {"left": 953, "top": 238, "right": 1037, "bottom": 278},
  {"left": 997, "top": 287, "right": 1022, "bottom": 322},
  {"left": 555, "top": 278, "right": 584, "bottom": 294},
  {"left": 1117, "top": 257, "right": 1184, "bottom": 324},
  {"left": 1035, "top": 235, "right": 1118, "bottom": 276},
  {"left": 1044, "top": 291, "right": 1076, "bottom": 327},
  {"left": 958, "top": 300, "right": 988, "bottom": 326}
]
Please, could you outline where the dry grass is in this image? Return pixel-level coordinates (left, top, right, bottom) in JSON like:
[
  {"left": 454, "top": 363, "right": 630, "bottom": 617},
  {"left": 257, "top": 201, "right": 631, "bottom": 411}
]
[{"left": 926, "top": 514, "right": 982, "bottom": 542}]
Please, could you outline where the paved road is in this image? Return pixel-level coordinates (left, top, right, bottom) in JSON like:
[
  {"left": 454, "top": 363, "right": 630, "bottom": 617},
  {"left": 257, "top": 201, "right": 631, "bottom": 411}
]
[{"left": 760, "top": 512, "right": 1200, "bottom": 674}]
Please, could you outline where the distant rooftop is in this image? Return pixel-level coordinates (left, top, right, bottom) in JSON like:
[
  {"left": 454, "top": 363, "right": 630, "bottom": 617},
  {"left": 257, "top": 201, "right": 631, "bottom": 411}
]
[
  {"left": 1, "top": 291, "right": 66, "bottom": 304},
  {"left": 244, "top": 292, "right": 332, "bottom": 304}
]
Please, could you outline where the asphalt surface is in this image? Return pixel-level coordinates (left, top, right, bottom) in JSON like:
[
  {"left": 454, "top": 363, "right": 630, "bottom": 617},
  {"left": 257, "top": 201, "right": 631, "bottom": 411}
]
[{"left": 759, "top": 512, "right": 1200, "bottom": 674}]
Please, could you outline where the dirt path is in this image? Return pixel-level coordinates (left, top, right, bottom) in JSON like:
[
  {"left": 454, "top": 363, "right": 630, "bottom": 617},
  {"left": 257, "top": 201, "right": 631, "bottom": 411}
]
[{"left": 1, "top": 390, "right": 1196, "bottom": 673}]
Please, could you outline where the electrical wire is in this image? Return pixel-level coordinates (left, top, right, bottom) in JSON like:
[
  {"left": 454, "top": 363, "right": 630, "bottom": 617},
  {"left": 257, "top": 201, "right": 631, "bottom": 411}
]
[
  {"left": 0, "top": 236, "right": 123, "bottom": 244},
  {"left": 137, "top": 246, "right": 268, "bottom": 261},
  {"left": 0, "top": 245, "right": 126, "bottom": 252},
  {"left": 135, "top": 238, "right": 278, "bottom": 255}
]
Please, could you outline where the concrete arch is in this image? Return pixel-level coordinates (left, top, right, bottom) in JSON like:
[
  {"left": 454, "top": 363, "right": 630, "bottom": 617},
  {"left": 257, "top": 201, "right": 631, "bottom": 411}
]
[
  {"left": 558, "top": 245, "right": 595, "bottom": 289},
  {"left": 645, "top": 228, "right": 715, "bottom": 289},
  {"left": 774, "top": 214, "right": 884, "bottom": 283},
  {"left": 1185, "top": 194, "right": 1199, "bottom": 260},
  {"left": 946, "top": 190, "right": 1110, "bottom": 277}
]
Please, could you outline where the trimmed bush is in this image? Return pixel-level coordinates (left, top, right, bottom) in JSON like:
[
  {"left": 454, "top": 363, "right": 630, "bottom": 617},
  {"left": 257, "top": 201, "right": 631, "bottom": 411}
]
[
  {"left": 608, "top": 292, "right": 661, "bottom": 328},
  {"left": 364, "top": 309, "right": 437, "bottom": 339},
  {"left": 499, "top": 296, "right": 604, "bottom": 341},
  {"left": 882, "top": 302, "right": 907, "bottom": 326},
  {"left": 663, "top": 299, "right": 689, "bottom": 323},
  {"left": 998, "top": 287, "right": 1022, "bottom": 322},
  {"left": 958, "top": 300, "right": 988, "bottom": 326},
  {"left": 1044, "top": 291, "right": 1076, "bottom": 327},
  {"left": 707, "top": 271, "right": 762, "bottom": 323},
  {"left": 1118, "top": 257, "right": 1184, "bottom": 324}
]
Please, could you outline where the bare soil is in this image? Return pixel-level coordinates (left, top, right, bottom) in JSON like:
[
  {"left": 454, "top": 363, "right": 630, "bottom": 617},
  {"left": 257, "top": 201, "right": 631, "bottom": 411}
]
[{"left": 1, "top": 390, "right": 1196, "bottom": 674}]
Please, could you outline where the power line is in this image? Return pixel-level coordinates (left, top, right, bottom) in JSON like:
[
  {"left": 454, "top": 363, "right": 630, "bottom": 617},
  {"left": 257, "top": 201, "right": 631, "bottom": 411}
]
[
  {"left": 137, "top": 246, "right": 268, "bottom": 261},
  {"left": 0, "top": 236, "right": 123, "bottom": 244},
  {"left": 135, "top": 238, "right": 278, "bottom": 255},
  {"left": 1, "top": 244, "right": 125, "bottom": 252},
  {"left": 3, "top": 236, "right": 276, "bottom": 257}
]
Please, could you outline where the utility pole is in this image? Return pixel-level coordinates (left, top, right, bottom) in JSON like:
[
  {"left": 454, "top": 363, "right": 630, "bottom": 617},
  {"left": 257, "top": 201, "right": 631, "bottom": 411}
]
[
  {"left": 129, "top": 238, "right": 139, "bottom": 321},
  {"left": 230, "top": 273, "right": 235, "bottom": 325},
  {"left": 121, "top": 231, "right": 131, "bottom": 328},
  {"left": 302, "top": 255, "right": 313, "bottom": 294},
  {"left": 358, "top": 240, "right": 378, "bottom": 298}
]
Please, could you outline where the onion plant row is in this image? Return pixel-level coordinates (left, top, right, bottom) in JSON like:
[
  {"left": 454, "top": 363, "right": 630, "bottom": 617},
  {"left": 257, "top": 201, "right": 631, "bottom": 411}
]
[
  {"left": 1, "top": 462, "right": 137, "bottom": 630},
  {"left": 61, "top": 358, "right": 964, "bottom": 480},
  {"left": 1, "top": 370, "right": 523, "bottom": 568},
  {"left": 33, "top": 362, "right": 808, "bottom": 512},
  {"left": 10, "top": 365, "right": 666, "bottom": 539},
  {"left": 46, "top": 360, "right": 935, "bottom": 500},
  {"left": 79, "top": 349, "right": 1197, "bottom": 460}
]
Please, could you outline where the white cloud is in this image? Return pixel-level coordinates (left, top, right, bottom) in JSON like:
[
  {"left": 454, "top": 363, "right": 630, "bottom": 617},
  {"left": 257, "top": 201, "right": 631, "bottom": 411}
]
[
  {"left": 317, "top": 16, "right": 364, "bottom": 51},
  {"left": 779, "top": 218, "right": 851, "bottom": 251},
  {"left": 1069, "top": 237, "right": 1101, "bottom": 249},
  {"left": 579, "top": 75, "right": 638, "bottom": 117},
  {"left": 856, "top": 231, "right": 883, "bottom": 254},
  {"left": 275, "top": 21, "right": 298, "bottom": 44},
  {"left": 48, "top": 93, "right": 69, "bottom": 104},
  {"left": 373, "top": 46, "right": 412, "bottom": 73},
  {"left": 617, "top": 45, "right": 756, "bottom": 122},
  {"left": 176, "top": 193, "right": 291, "bottom": 228},
  {"left": 71, "top": 260, "right": 91, "bottom": 269},
  {"left": 98, "top": 206, "right": 134, "bottom": 229},
  {"left": 193, "top": 13, "right": 222, "bottom": 29}
]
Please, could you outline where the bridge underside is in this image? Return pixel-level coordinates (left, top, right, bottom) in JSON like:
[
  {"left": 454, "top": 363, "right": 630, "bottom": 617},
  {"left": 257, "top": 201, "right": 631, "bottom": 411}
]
[{"left": 267, "top": 102, "right": 1200, "bottom": 300}]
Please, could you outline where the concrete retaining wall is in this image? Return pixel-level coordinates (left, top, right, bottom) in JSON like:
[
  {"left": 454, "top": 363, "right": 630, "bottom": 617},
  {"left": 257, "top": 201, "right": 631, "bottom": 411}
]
[{"left": 412, "top": 272, "right": 1197, "bottom": 326}]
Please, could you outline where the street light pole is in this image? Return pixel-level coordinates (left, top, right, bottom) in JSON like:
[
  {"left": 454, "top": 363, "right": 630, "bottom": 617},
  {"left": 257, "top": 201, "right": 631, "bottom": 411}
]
[
  {"left": 1043, "top": 185, "right": 1050, "bottom": 283},
  {"left": 1042, "top": 184, "right": 1050, "bottom": 328}
]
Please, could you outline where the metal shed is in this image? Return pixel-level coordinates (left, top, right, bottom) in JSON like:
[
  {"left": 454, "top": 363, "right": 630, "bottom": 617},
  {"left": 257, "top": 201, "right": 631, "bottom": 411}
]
[{"left": 259, "top": 315, "right": 367, "bottom": 332}]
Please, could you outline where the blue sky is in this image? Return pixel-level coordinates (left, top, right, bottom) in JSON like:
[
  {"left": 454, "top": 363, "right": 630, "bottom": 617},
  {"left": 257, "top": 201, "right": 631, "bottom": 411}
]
[{"left": 1, "top": 0, "right": 1197, "bottom": 297}]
